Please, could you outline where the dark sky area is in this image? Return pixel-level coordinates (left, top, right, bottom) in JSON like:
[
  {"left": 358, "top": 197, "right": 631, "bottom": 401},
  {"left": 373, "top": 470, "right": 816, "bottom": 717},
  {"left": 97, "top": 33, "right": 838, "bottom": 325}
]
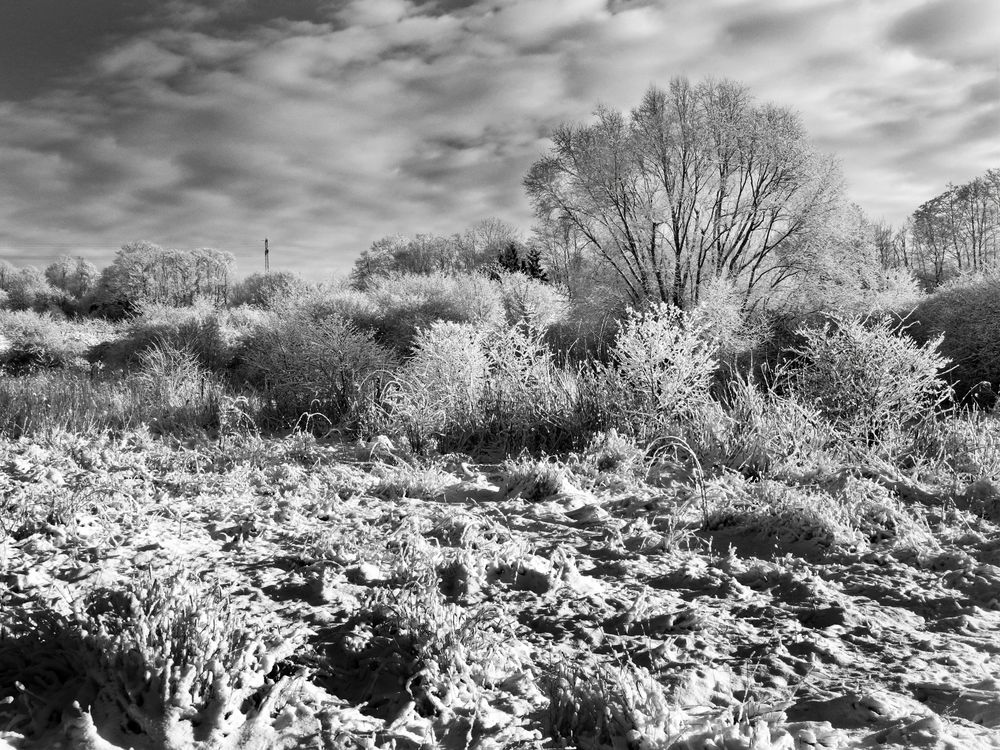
[{"left": 0, "top": 0, "right": 997, "bottom": 276}]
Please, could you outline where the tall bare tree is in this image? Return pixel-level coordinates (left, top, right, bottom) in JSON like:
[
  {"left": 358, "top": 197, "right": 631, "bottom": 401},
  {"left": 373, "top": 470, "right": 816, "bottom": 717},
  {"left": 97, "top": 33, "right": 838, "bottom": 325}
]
[{"left": 525, "top": 78, "right": 843, "bottom": 308}]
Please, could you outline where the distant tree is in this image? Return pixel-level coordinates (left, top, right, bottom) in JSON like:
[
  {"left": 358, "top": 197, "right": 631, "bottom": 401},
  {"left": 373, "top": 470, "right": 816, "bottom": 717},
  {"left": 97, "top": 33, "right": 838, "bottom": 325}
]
[
  {"left": 4, "top": 266, "right": 61, "bottom": 312},
  {"left": 462, "top": 217, "right": 520, "bottom": 261},
  {"left": 93, "top": 242, "right": 235, "bottom": 313},
  {"left": 230, "top": 271, "right": 308, "bottom": 308},
  {"left": 351, "top": 235, "right": 408, "bottom": 286},
  {"left": 0, "top": 260, "right": 17, "bottom": 289},
  {"left": 351, "top": 218, "right": 522, "bottom": 288},
  {"left": 45, "top": 255, "right": 99, "bottom": 300},
  {"left": 909, "top": 172, "right": 1000, "bottom": 286},
  {"left": 519, "top": 245, "right": 548, "bottom": 283},
  {"left": 351, "top": 234, "right": 463, "bottom": 287},
  {"left": 525, "top": 78, "right": 843, "bottom": 308},
  {"left": 489, "top": 240, "right": 549, "bottom": 283},
  {"left": 496, "top": 241, "right": 522, "bottom": 275}
]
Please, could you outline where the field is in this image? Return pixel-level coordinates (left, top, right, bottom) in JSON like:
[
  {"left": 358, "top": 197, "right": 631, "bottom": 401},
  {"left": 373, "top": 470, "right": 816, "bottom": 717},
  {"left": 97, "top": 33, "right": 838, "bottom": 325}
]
[
  {"left": 2, "top": 406, "right": 1000, "bottom": 749},
  {"left": 1, "top": 286, "right": 1000, "bottom": 749}
]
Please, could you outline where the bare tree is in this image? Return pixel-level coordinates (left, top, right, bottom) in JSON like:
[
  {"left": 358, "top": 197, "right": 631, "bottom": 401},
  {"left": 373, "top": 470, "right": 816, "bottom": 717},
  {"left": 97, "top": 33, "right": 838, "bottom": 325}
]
[
  {"left": 525, "top": 78, "right": 843, "bottom": 308},
  {"left": 910, "top": 172, "right": 1000, "bottom": 285}
]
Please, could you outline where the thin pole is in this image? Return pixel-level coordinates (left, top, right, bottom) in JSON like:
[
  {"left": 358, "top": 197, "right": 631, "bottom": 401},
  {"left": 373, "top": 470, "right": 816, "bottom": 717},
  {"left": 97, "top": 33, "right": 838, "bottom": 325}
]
[{"left": 264, "top": 238, "right": 270, "bottom": 272}]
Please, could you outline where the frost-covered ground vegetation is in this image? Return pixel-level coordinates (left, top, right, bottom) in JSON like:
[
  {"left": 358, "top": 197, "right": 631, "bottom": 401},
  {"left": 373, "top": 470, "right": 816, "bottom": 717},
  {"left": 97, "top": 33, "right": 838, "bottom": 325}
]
[{"left": 2, "top": 268, "right": 1000, "bottom": 749}]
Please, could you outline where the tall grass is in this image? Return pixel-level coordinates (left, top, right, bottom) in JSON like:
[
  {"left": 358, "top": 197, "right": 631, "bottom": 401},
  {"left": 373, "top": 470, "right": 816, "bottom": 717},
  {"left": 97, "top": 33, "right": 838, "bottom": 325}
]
[{"left": 0, "top": 344, "right": 223, "bottom": 438}]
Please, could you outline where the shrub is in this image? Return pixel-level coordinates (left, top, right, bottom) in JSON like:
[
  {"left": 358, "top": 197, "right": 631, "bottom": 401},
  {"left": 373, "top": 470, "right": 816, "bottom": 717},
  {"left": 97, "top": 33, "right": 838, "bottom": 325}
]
[
  {"left": 544, "top": 662, "right": 678, "bottom": 749},
  {"left": 0, "top": 310, "right": 107, "bottom": 374},
  {"left": 239, "top": 309, "right": 397, "bottom": 430},
  {"left": 361, "top": 272, "right": 505, "bottom": 351},
  {"left": 390, "top": 322, "right": 598, "bottom": 454},
  {"left": 128, "top": 342, "right": 223, "bottom": 430},
  {"left": 228, "top": 271, "right": 309, "bottom": 309},
  {"left": 909, "top": 271, "right": 1000, "bottom": 405},
  {"left": 105, "top": 301, "right": 235, "bottom": 373},
  {"left": 360, "top": 572, "right": 524, "bottom": 719},
  {"left": 391, "top": 321, "right": 490, "bottom": 452},
  {"left": 716, "top": 374, "right": 834, "bottom": 477},
  {"left": 689, "top": 276, "right": 770, "bottom": 369},
  {"left": 496, "top": 271, "right": 570, "bottom": 331},
  {"left": 482, "top": 325, "right": 585, "bottom": 451},
  {"left": 790, "top": 316, "right": 950, "bottom": 445},
  {"left": 606, "top": 303, "right": 718, "bottom": 441},
  {"left": 0, "top": 572, "right": 306, "bottom": 748}
]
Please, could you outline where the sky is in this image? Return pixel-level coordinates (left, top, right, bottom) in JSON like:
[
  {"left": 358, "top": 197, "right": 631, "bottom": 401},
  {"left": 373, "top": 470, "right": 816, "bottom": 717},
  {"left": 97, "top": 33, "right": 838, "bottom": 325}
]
[{"left": 0, "top": 0, "right": 997, "bottom": 277}]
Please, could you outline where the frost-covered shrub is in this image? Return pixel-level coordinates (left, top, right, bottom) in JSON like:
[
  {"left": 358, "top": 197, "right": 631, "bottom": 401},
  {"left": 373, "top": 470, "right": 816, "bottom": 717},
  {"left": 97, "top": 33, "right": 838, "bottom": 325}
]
[
  {"left": 608, "top": 303, "right": 718, "bottom": 440},
  {"left": 228, "top": 270, "right": 309, "bottom": 309},
  {"left": 0, "top": 310, "right": 104, "bottom": 373},
  {"left": 106, "top": 301, "right": 237, "bottom": 373},
  {"left": 483, "top": 325, "right": 603, "bottom": 452},
  {"left": 688, "top": 276, "right": 764, "bottom": 362},
  {"left": 791, "top": 316, "right": 950, "bottom": 444},
  {"left": 496, "top": 271, "right": 570, "bottom": 331},
  {"left": 544, "top": 662, "right": 678, "bottom": 749},
  {"left": 0, "top": 572, "right": 306, "bottom": 749},
  {"left": 392, "top": 321, "right": 490, "bottom": 452},
  {"left": 718, "top": 375, "right": 833, "bottom": 476},
  {"left": 239, "top": 309, "right": 397, "bottom": 429},
  {"left": 362, "top": 272, "right": 506, "bottom": 351},
  {"left": 129, "top": 342, "right": 223, "bottom": 430}
]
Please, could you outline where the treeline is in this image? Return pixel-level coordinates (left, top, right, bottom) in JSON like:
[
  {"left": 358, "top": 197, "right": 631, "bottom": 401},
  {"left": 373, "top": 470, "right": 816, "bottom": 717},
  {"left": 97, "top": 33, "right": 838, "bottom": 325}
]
[
  {"left": 0, "top": 242, "right": 235, "bottom": 318},
  {"left": 875, "top": 170, "right": 1000, "bottom": 287}
]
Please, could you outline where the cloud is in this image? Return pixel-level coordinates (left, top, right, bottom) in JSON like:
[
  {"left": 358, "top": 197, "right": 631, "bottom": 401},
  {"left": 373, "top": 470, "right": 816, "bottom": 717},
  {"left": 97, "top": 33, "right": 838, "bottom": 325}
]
[
  {"left": 0, "top": 0, "right": 997, "bottom": 275},
  {"left": 889, "top": 0, "right": 1000, "bottom": 65}
]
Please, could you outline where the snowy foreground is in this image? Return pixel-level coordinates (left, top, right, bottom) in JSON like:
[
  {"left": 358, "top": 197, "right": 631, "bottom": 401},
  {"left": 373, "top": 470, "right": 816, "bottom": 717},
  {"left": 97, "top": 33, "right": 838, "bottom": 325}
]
[{"left": 1, "top": 431, "right": 999, "bottom": 749}]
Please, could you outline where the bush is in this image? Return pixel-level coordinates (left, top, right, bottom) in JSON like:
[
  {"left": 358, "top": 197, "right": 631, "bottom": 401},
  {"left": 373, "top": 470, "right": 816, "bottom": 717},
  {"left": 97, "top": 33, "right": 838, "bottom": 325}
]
[
  {"left": 909, "top": 272, "right": 1000, "bottom": 405},
  {"left": 128, "top": 343, "right": 223, "bottom": 431},
  {"left": 361, "top": 272, "right": 506, "bottom": 351},
  {"left": 606, "top": 303, "right": 718, "bottom": 441},
  {"left": 689, "top": 276, "right": 768, "bottom": 366},
  {"left": 715, "top": 374, "right": 834, "bottom": 477},
  {"left": 389, "top": 322, "right": 598, "bottom": 454},
  {"left": 790, "top": 316, "right": 950, "bottom": 445},
  {"left": 104, "top": 301, "right": 235, "bottom": 373},
  {"left": 0, "top": 310, "right": 108, "bottom": 374},
  {"left": 391, "top": 321, "right": 490, "bottom": 452},
  {"left": 496, "top": 271, "right": 570, "bottom": 331},
  {"left": 0, "top": 572, "right": 305, "bottom": 748},
  {"left": 239, "top": 309, "right": 397, "bottom": 430},
  {"left": 481, "top": 325, "right": 586, "bottom": 451},
  {"left": 229, "top": 271, "right": 309, "bottom": 309}
]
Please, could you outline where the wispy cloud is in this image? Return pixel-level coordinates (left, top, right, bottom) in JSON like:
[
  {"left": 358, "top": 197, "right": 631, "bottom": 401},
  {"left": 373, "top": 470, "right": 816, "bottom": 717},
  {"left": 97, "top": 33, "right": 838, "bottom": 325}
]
[{"left": 0, "top": 0, "right": 997, "bottom": 274}]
